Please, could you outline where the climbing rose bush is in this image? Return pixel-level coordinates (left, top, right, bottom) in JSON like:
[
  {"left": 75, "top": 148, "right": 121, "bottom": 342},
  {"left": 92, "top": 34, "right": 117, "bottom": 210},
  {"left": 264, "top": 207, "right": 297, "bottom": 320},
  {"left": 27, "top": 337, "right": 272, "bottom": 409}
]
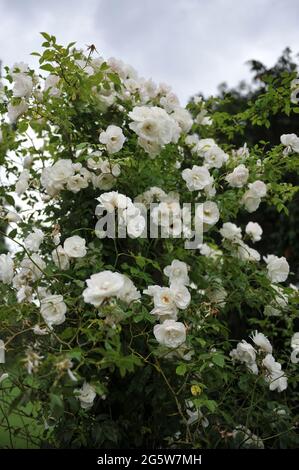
[{"left": 0, "top": 34, "right": 299, "bottom": 448}]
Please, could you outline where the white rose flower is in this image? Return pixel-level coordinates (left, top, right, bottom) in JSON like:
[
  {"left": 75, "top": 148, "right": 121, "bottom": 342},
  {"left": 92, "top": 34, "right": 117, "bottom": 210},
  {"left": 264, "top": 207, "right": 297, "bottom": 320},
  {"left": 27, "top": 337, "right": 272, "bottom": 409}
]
[
  {"left": 13, "top": 74, "right": 33, "bottom": 98},
  {"left": 24, "top": 228, "right": 44, "bottom": 252},
  {"left": 149, "top": 286, "right": 176, "bottom": 310},
  {"left": 280, "top": 133, "right": 299, "bottom": 154},
  {"left": 262, "top": 354, "right": 288, "bottom": 392},
  {"left": 66, "top": 168, "right": 90, "bottom": 193},
  {"left": 196, "top": 109, "right": 212, "bottom": 126},
  {"left": 41, "top": 159, "right": 75, "bottom": 196},
  {"left": 154, "top": 320, "right": 186, "bottom": 348},
  {"left": 204, "top": 182, "right": 216, "bottom": 198},
  {"left": 23, "top": 155, "right": 34, "bottom": 169},
  {"left": 151, "top": 200, "right": 181, "bottom": 228},
  {"left": 150, "top": 306, "right": 178, "bottom": 322},
  {"left": 6, "top": 211, "right": 21, "bottom": 223},
  {"left": 163, "top": 259, "right": 189, "bottom": 286},
  {"left": 117, "top": 276, "right": 141, "bottom": 304},
  {"left": 91, "top": 173, "right": 116, "bottom": 191},
  {"left": 195, "top": 138, "right": 216, "bottom": 155},
  {"left": 262, "top": 354, "right": 281, "bottom": 374},
  {"left": 129, "top": 106, "right": 180, "bottom": 149},
  {"left": 233, "top": 340, "right": 256, "bottom": 364},
  {"left": 185, "top": 133, "right": 199, "bottom": 150},
  {"left": 127, "top": 214, "right": 146, "bottom": 238},
  {"left": 16, "top": 169, "right": 30, "bottom": 195},
  {"left": 137, "top": 137, "right": 161, "bottom": 158},
  {"left": 182, "top": 165, "right": 213, "bottom": 191},
  {"left": 245, "top": 222, "right": 263, "bottom": 242},
  {"left": 0, "top": 254, "right": 14, "bottom": 284},
  {"left": 40, "top": 294, "right": 67, "bottom": 327},
  {"left": 99, "top": 125, "right": 126, "bottom": 154},
  {"left": 250, "top": 331, "right": 272, "bottom": 353},
  {"left": 242, "top": 190, "right": 261, "bottom": 213},
  {"left": 268, "top": 370, "right": 288, "bottom": 392},
  {"left": 16, "top": 285, "right": 33, "bottom": 303},
  {"left": 96, "top": 191, "right": 128, "bottom": 213},
  {"left": 83, "top": 271, "right": 125, "bottom": 306},
  {"left": 225, "top": 164, "right": 249, "bottom": 188},
  {"left": 37, "top": 287, "right": 51, "bottom": 299},
  {"left": 195, "top": 201, "right": 220, "bottom": 229},
  {"left": 10, "top": 62, "right": 29, "bottom": 76},
  {"left": 160, "top": 92, "right": 180, "bottom": 112},
  {"left": 264, "top": 255, "right": 289, "bottom": 283},
  {"left": 171, "top": 107, "right": 193, "bottom": 133},
  {"left": 75, "top": 382, "right": 96, "bottom": 410},
  {"left": 170, "top": 283, "right": 191, "bottom": 309},
  {"left": 236, "top": 241, "right": 261, "bottom": 262},
  {"left": 52, "top": 246, "right": 70, "bottom": 270},
  {"left": 203, "top": 146, "right": 228, "bottom": 169},
  {"left": 219, "top": 222, "right": 242, "bottom": 242},
  {"left": 63, "top": 236, "right": 87, "bottom": 258},
  {"left": 44, "top": 74, "right": 61, "bottom": 96},
  {"left": 248, "top": 180, "right": 267, "bottom": 198},
  {"left": 198, "top": 243, "right": 222, "bottom": 259},
  {"left": 7, "top": 100, "right": 28, "bottom": 123},
  {"left": 19, "top": 254, "right": 46, "bottom": 282}
]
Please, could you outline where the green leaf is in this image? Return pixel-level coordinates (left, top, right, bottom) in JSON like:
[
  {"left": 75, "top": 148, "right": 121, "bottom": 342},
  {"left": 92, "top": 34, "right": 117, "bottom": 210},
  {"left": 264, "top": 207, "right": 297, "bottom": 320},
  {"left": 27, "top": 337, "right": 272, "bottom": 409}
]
[
  {"left": 204, "top": 399, "right": 217, "bottom": 413},
  {"left": 8, "top": 228, "right": 17, "bottom": 239},
  {"left": 5, "top": 194, "right": 15, "bottom": 206},
  {"left": 17, "top": 121, "right": 28, "bottom": 133},
  {"left": 176, "top": 364, "right": 187, "bottom": 376},
  {"left": 66, "top": 348, "right": 83, "bottom": 360},
  {"left": 40, "top": 64, "right": 55, "bottom": 72},
  {"left": 40, "top": 32, "right": 52, "bottom": 41},
  {"left": 212, "top": 354, "right": 225, "bottom": 368},
  {"left": 49, "top": 393, "right": 64, "bottom": 418}
]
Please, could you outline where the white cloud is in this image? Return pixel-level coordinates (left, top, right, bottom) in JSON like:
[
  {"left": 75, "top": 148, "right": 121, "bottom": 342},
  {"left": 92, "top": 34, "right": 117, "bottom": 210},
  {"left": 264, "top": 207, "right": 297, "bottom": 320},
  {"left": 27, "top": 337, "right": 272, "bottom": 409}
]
[{"left": 0, "top": 0, "right": 298, "bottom": 103}]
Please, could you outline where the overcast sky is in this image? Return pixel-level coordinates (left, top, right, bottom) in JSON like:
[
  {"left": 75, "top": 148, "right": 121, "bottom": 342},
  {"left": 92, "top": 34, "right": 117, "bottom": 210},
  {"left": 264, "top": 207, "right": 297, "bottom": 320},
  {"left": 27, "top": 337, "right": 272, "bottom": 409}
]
[{"left": 0, "top": 0, "right": 299, "bottom": 104}]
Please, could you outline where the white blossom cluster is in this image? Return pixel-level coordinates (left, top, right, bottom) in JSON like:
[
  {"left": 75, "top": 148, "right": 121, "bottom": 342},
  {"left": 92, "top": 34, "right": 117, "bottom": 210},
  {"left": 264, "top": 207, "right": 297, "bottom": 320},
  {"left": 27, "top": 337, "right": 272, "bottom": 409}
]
[
  {"left": 128, "top": 106, "right": 182, "bottom": 157},
  {"left": 241, "top": 180, "right": 267, "bottom": 213},
  {"left": 144, "top": 259, "right": 190, "bottom": 348},
  {"left": 95, "top": 191, "right": 146, "bottom": 239},
  {"left": 52, "top": 235, "right": 87, "bottom": 271},
  {"left": 230, "top": 331, "right": 288, "bottom": 392},
  {"left": 185, "top": 137, "right": 228, "bottom": 169},
  {"left": 280, "top": 133, "right": 299, "bottom": 155},
  {"left": 41, "top": 160, "right": 91, "bottom": 196},
  {"left": 82, "top": 270, "right": 140, "bottom": 308}
]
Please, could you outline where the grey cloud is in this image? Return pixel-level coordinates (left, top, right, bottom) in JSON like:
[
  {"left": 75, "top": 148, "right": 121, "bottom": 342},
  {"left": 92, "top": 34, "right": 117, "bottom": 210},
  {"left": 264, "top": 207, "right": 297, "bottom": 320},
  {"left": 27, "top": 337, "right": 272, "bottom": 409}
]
[{"left": 0, "top": 0, "right": 299, "bottom": 103}]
